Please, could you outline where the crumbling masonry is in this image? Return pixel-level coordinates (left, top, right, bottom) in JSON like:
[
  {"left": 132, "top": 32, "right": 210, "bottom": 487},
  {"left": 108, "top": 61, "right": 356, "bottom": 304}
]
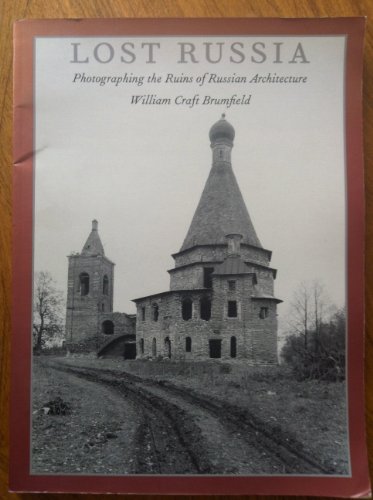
[{"left": 65, "top": 116, "right": 282, "bottom": 362}]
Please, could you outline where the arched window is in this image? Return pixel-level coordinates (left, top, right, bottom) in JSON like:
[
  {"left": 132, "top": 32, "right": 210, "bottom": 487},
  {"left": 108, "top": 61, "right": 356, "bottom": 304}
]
[
  {"left": 182, "top": 298, "right": 193, "bottom": 320},
  {"left": 103, "top": 275, "right": 109, "bottom": 295},
  {"left": 79, "top": 272, "right": 89, "bottom": 296},
  {"left": 164, "top": 336, "right": 171, "bottom": 359},
  {"left": 230, "top": 336, "right": 237, "bottom": 358},
  {"left": 152, "top": 303, "right": 159, "bottom": 321},
  {"left": 140, "top": 338, "right": 144, "bottom": 354},
  {"left": 152, "top": 338, "right": 157, "bottom": 357},
  {"left": 200, "top": 297, "right": 211, "bottom": 321},
  {"left": 185, "top": 337, "right": 192, "bottom": 353},
  {"left": 102, "top": 320, "right": 114, "bottom": 335},
  {"left": 259, "top": 307, "right": 269, "bottom": 319}
]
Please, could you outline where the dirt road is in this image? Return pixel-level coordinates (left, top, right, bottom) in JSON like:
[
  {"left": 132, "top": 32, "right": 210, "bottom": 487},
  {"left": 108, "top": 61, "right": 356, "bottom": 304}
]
[{"left": 32, "top": 358, "right": 334, "bottom": 475}]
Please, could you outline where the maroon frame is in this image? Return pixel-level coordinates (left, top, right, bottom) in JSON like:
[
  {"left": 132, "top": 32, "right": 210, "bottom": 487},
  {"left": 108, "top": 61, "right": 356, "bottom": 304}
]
[{"left": 11, "top": 18, "right": 369, "bottom": 496}]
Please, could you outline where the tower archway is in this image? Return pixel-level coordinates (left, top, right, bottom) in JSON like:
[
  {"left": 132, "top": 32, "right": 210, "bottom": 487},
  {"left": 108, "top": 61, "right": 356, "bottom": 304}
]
[{"left": 79, "top": 272, "right": 89, "bottom": 296}]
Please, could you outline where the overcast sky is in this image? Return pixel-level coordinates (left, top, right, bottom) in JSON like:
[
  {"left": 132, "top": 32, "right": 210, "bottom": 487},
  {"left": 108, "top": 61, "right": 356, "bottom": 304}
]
[{"left": 34, "top": 35, "right": 346, "bottom": 330}]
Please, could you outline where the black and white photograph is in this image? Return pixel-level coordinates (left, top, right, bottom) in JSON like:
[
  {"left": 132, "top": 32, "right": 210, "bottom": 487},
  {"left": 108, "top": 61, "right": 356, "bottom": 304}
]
[{"left": 31, "top": 34, "right": 349, "bottom": 476}]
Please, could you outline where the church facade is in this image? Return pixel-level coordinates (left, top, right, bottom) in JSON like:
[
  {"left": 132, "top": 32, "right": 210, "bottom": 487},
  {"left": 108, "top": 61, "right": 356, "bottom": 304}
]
[{"left": 65, "top": 116, "right": 281, "bottom": 363}]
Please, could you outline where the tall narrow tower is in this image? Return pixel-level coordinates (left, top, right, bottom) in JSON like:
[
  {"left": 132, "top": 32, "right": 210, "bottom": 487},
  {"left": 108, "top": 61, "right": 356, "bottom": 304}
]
[{"left": 65, "top": 220, "right": 115, "bottom": 349}]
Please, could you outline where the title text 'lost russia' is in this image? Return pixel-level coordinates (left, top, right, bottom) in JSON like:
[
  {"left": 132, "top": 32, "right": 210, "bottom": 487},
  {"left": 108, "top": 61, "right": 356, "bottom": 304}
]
[
  {"left": 130, "top": 94, "right": 252, "bottom": 108},
  {"left": 70, "top": 41, "right": 310, "bottom": 65}
]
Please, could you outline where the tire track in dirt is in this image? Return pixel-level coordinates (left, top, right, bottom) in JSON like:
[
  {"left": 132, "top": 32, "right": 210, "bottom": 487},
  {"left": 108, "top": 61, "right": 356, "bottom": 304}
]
[
  {"left": 48, "top": 362, "right": 215, "bottom": 474},
  {"left": 50, "top": 360, "right": 332, "bottom": 474},
  {"left": 118, "top": 374, "right": 331, "bottom": 474},
  {"left": 150, "top": 380, "right": 333, "bottom": 474}
]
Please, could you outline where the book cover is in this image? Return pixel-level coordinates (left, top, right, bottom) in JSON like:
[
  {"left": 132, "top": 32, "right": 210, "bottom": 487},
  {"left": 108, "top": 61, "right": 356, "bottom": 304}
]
[{"left": 11, "top": 17, "right": 369, "bottom": 496}]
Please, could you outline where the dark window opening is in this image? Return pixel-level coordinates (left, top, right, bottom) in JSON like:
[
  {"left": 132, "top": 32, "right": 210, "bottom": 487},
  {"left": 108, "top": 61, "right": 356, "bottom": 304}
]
[
  {"left": 209, "top": 339, "right": 221, "bottom": 358},
  {"left": 124, "top": 342, "right": 136, "bottom": 359},
  {"left": 182, "top": 298, "right": 193, "bottom": 320},
  {"left": 164, "top": 336, "right": 171, "bottom": 359},
  {"left": 103, "top": 275, "right": 109, "bottom": 295},
  {"left": 228, "top": 301, "right": 238, "bottom": 318},
  {"left": 79, "top": 272, "right": 89, "bottom": 296},
  {"left": 102, "top": 320, "right": 114, "bottom": 335},
  {"left": 141, "top": 306, "right": 146, "bottom": 321},
  {"left": 230, "top": 336, "right": 237, "bottom": 358},
  {"left": 152, "top": 303, "right": 159, "bottom": 322},
  {"left": 219, "top": 149, "right": 223, "bottom": 158},
  {"left": 186, "top": 337, "right": 192, "bottom": 352},
  {"left": 259, "top": 307, "right": 269, "bottom": 319},
  {"left": 200, "top": 297, "right": 211, "bottom": 321},
  {"left": 152, "top": 338, "right": 157, "bottom": 357},
  {"left": 228, "top": 280, "right": 236, "bottom": 291},
  {"left": 140, "top": 338, "right": 144, "bottom": 354},
  {"left": 101, "top": 303, "right": 105, "bottom": 312},
  {"left": 203, "top": 267, "right": 214, "bottom": 288}
]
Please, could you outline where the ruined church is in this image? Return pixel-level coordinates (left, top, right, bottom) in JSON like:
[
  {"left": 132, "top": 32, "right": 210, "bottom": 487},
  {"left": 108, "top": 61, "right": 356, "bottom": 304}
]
[{"left": 65, "top": 115, "right": 281, "bottom": 362}]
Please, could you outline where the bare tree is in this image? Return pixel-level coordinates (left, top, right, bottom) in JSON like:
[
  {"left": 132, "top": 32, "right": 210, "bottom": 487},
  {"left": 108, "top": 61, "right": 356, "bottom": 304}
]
[
  {"left": 313, "top": 281, "right": 326, "bottom": 354},
  {"left": 288, "top": 280, "right": 332, "bottom": 351},
  {"left": 283, "top": 281, "right": 345, "bottom": 381},
  {"left": 33, "top": 271, "right": 64, "bottom": 352},
  {"left": 289, "top": 281, "right": 311, "bottom": 350}
]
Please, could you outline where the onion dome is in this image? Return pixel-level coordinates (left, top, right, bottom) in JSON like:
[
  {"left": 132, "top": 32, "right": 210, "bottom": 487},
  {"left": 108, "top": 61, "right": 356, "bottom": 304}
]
[{"left": 209, "top": 113, "right": 235, "bottom": 144}]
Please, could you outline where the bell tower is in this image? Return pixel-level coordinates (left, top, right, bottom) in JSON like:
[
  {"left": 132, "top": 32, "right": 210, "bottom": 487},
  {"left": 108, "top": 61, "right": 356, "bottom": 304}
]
[{"left": 65, "top": 220, "right": 115, "bottom": 348}]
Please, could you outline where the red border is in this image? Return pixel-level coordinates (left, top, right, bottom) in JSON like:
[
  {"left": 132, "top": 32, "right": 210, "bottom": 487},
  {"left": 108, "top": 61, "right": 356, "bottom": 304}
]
[{"left": 11, "top": 18, "right": 369, "bottom": 496}]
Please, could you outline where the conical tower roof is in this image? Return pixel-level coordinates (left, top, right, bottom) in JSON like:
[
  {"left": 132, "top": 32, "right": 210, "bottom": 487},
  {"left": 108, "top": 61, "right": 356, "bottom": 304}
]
[
  {"left": 81, "top": 219, "right": 105, "bottom": 256},
  {"left": 180, "top": 117, "right": 262, "bottom": 252}
]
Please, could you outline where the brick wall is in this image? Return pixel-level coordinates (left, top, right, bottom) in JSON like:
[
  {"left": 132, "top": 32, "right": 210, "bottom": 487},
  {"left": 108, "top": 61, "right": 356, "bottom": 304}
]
[
  {"left": 97, "top": 312, "right": 135, "bottom": 349},
  {"left": 170, "top": 259, "right": 275, "bottom": 297},
  {"left": 136, "top": 275, "right": 279, "bottom": 364},
  {"left": 250, "top": 300, "right": 278, "bottom": 363},
  {"left": 173, "top": 244, "right": 270, "bottom": 268},
  {"left": 170, "top": 265, "right": 203, "bottom": 290}
]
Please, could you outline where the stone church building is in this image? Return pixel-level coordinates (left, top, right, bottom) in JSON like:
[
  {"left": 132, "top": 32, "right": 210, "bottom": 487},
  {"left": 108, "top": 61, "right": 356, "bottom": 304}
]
[{"left": 65, "top": 115, "right": 281, "bottom": 363}]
